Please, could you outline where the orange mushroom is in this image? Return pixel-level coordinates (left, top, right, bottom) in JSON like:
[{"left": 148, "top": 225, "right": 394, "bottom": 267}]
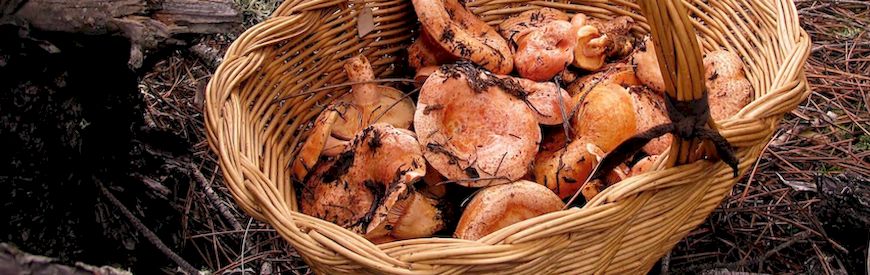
[
  {"left": 497, "top": 8, "right": 570, "bottom": 47},
  {"left": 533, "top": 139, "right": 600, "bottom": 199},
  {"left": 629, "top": 85, "right": 672, "bottom": 155},
  {"left": 509, "top": 76, "right": 572, "bottom": 125},
  {"left": 631, "top": 37, "right": 666, "bottom": 94},
  {"left": 704, "top": 50, "right": 752, "bottom": 121},
  {"left": 413, "top": 0, "right": 513, "bottom": 74},
  {"left": 570, "top": 83, "right": 637, "bottom": 152},
  {"left": 408, "top": 30, "right": 457, "bottom": 71},
  {"left": 300, "top": 124, "right": 439, "bottom": 242},
  {"left": 291, "top": 109, "right": 345, "bottom": 181},
  {"left": 331, "top": 56, "right": 416, "bottom": 141},
  {"left": 567, "top": 63, "right": 640, "bottom": 96},
  {"left": 414, "top": 66, "right": 440, "bottom": 88},
  {"left": 366, "top": 184, "right": 446, "bottom": 243},
  {"left": 571, "top": 17, "right": 607, "bottom": 71},
  {"left": 589, "top": 15, "right": 636, "bottom": 59},
  {"left": 419, "top": 164, "right": 448, "bottom": 198},
  {"left": 454, "top": 180, "right": 564, "bottom": 240},
  {"left": 415, "top": 64, "right": 541, "bottom": 187},
  {"left": 629, "top": 154, "right": 660, "bottom": 177},
  {"left": 513, "top": 20, "right": 577, "bottom": 81}
]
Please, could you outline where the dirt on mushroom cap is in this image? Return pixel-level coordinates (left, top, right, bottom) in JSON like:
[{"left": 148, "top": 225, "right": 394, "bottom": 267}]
[
  {"left": 454, "top": 180, "right": 564, "bottom": 240},
  {"left": 497, "top": 8, "right": 570, "bottom": 47},
  {"left": 412, "top": 0, "right": 513, "bottom": 74},
  {"left": 300, "top": 123, "right": 426, "bottom": 236},
  {"left": 533, "top": 138, "right": 600, "bottom": 199},
  {"left": 414, "top": 64, "right": 541, "bottom": 187},
  {"left": 629, "top": 85, "right": 672, "bottom": 155},
  {"left": 632, "top": 37, "right": 666, "bottom": 94},
  {"left": 514, "top": 20, "right": 577, "bottom": 81},
  {"left": 704, "top": 50, "right": 753, "bottom": 121},
  {"left": 507, "top": 76, "right": 572, "bottom": 125}
]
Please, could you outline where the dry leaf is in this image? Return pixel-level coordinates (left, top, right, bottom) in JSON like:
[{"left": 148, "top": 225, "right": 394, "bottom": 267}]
[{"left": 357, "top": 6, "right": 375, "bottom": 38}]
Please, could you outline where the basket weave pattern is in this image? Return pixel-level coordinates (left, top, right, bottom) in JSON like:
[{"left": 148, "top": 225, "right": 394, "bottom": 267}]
[{"left": 205, "top": 0, "right": 811, "bottom": 273}]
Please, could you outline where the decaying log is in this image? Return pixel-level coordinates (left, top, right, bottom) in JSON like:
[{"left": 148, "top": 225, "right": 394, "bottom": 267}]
[
  {"left": 0, "top": 243, "right": 132, "bottom": 275},
  {"left": 1, "top": 0, "right": 241, "bottom": 67}
]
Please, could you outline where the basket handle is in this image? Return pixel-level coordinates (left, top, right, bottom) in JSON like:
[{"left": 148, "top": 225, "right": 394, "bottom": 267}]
[{"left": 586, "top": 0, "right": 739, "bottom": 184}]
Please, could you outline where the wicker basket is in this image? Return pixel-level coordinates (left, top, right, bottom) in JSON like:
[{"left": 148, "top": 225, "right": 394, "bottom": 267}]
[{"left": 204, "top": 0, "right": 811, "bottom": 273}]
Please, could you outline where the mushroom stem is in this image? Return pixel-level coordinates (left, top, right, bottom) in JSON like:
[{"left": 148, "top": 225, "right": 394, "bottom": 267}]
[{"left": 344, "top": 55, "right": 380, "bottom": 107}]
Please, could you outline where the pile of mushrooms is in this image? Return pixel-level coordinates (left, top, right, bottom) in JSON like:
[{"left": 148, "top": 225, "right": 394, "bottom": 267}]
[{"left": 290, "top": 5, "right": 754, "bottom": 242}]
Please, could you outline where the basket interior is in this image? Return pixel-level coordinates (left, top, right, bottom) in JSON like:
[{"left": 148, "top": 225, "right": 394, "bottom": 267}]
[{"left": 205, "top": 0, "right": 810, "bottom": 273}]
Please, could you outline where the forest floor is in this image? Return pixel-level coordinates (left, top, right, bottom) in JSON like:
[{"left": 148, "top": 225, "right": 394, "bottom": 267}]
[{"left": 2, "top": 0, "right": 867, "bottom": 274}]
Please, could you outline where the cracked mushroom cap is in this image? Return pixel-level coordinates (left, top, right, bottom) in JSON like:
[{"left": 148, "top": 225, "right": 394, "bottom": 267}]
[
  {"left": 413, "top": 0, "right": 513, "bottom": 74},
  {"left": 414, "top": 64, "right": 541, "bottom": 187},
  {"left": 299, "top": 124, "right": 426, "bottom": 236},
  {"left": 454, "top": 180, "right": 564, "bottom": 240},
  {"left": 570, "top": 83, "right": 637, "bottom": 152},
  {"left": 331, "top": 56, "right": 416, "bottom": 140},
  {"left": 629, "top": 85, "right": 672, "bottom": 155},
  {"left": 533, "top": 138, "right": 601, "bottom": 199},
  {"left": 704, "top": 50, "right": 752, "bottom": 121}
]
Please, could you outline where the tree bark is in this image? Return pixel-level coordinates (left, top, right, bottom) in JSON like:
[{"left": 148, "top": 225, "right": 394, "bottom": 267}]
[{"left": 2, "top": 0, "right": 240, "bottom": 67}]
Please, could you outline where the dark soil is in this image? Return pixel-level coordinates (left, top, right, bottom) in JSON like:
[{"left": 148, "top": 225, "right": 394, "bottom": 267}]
[{"left": 0, "top": 25, "right": 200, "bottom": 273}]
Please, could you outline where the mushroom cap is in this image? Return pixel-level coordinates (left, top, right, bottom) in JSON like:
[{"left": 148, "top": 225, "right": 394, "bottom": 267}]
[
  {"left": 299, "top": 159, "right": 375, "bottom": 232},
  {"left": 414, "top": 66, "right": 440, "bottom": 88},
  {"left": 292, "top": 109, "right": 340, "bottom": 181},
  {"left": 300, "top": 123, "right": 426, "bottom": 235},
  {"left": 708, "top": 79, "right": 752, "bottom": 121},
  {"left": 570, "top": 83, "right": 637, "bottom": 152},
  {"left": 704, "top": 50, "right": 746, "bottom": 79},
  {"left": 409, "top": 30, "right": 457, "bottom": 71},
  {"left": 514, "top": 20, "right": 577, "bottom": 81},
  {"left": 497, "top": 8, "right": 570, "bottom": 47},
  {"left": 533, "top": 139, "right": 600, "bottom": 199},
  {"left": 510, "top": 76, "right": 572, "bottom": 125},
  {"left": 366, "top": 191, "right": 445, "bottom": 243},
  {"left": 454, "top": 180, "right": 564, "bottom": 240},
  {"left": 629, "top": 85, "right": 672, "bottom": 155},
  {"left": 580, "top": 179, "right": 604, "bottom": 202},
  {"left": 412, "top": 0, "right": 513, "bottom": 74},
  {"left": 631, "top": 37, "right": 666, "bottom": 94},
  {"left": 415, "top": 64, "right": 541, "bottom": 187},
  {"left": 567, "top": 63, "right": 640, "bottom": 96},
  {"left": 704, "top": 50, "right": 752, "bottom": 121},
  {"left": 420, "top": 164, "right": 448, "bottom": 198},
  {"left": 629, "top": 154, "right": 660, "bottom": 177},
  {"left": 332, "top": 56, "right": 416, "bottom": 140}
]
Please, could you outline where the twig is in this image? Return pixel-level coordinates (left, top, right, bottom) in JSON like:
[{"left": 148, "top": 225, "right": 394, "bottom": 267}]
[
  {"left": 186, "top": 161, "right": 244, "bottom": 231},
  {"left": 97, "top": 180, "right": 200, "bottom": 275}
]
